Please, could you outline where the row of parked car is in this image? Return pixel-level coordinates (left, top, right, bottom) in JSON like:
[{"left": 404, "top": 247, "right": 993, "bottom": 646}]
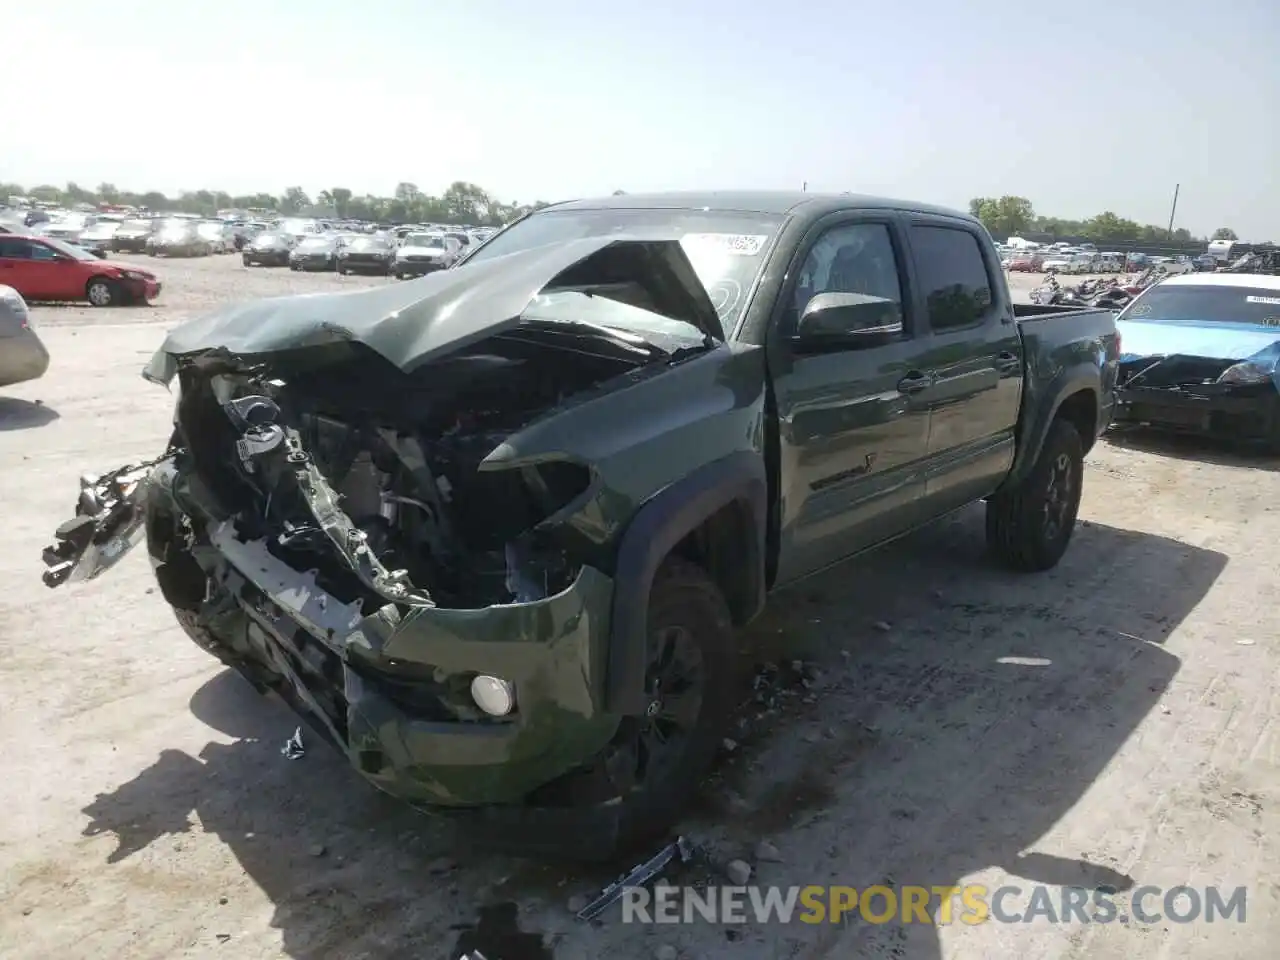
[
  {"left": 0, "top": 208, "right": 501, "bottom": 270},
  {"left": 242, "top": 225, "right": 494, "bottom": 279},
  {"left": 999, "top": 244, "right": 1213, "bottom": 276}
]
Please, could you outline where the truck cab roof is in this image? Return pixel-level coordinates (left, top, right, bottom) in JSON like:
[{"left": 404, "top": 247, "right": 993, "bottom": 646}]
[{"left": 547, "top": 190, "right": 977, "bottom": 225}]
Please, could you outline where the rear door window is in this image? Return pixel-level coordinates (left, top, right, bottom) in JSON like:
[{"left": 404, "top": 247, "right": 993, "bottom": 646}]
[
  {"left": 910, "top": 226, "right": 996, "bottom": 331},
  {"left": 0, "top": 238, "right": 35, "bottom": 259}
]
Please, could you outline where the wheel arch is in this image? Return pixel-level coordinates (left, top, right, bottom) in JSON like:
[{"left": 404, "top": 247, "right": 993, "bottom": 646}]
[
  {"left": 604, "top": 451, "right": 767, "bottom": 715},
  {"left": 1007, "top": 381, "right": 1099, "bottom": 487}
]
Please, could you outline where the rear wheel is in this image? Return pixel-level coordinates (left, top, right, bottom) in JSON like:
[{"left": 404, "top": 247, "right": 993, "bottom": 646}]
[
  {"left": 986, "top": 419, "right": 1084, "bottom": 571},
  {"left": 527, "top": 556, "right": 736, "bottom": 856},
  {"left": 85, "top": 277, "right": 117, "bottom": 307}
]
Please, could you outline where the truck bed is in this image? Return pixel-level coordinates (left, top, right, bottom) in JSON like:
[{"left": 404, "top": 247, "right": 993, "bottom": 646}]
[{"left": 1014, "top": 302, "right": 1119, "bottom": 320}]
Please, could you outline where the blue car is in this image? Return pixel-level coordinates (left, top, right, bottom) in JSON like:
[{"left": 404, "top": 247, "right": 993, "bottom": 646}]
[{"left": 1113, "top": 274, "right": 1280, "bottom": 449}]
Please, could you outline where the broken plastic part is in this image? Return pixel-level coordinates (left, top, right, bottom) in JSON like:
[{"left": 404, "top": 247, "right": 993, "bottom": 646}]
[
  {"left": 282, "top": 428, "right": 436, "bottom": 609},
  {"left": 281, "top": 726, "right": 305, "bottom": 760},
  {"left": 574, "top": 836, "right": 696, "bottom": 921},
  {"left": 41, "top": 452, "right": 176, "bottom": 588}
]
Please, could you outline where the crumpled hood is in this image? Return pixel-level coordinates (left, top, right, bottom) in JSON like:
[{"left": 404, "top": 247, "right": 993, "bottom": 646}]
[
  {"left": 1117, "top": 318, "right": 1280, "bottom": 363},
  {"left": 143, "top": 235, "right": 724, "bottom": 382}
]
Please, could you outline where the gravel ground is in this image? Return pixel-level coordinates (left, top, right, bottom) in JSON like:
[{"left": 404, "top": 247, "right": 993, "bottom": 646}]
[{"left": 2, "top": 255, "right": 1277, "bottom": 960}]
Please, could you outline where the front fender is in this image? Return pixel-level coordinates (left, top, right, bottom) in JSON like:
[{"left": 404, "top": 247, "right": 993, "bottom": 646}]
[{"left": 604, "top": 451, "right": 767, "bottom": 715}]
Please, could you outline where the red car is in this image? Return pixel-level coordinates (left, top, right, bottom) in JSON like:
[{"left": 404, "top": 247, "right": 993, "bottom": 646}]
[
  {"left": 0, "top": 234, "right": 160, "bottom": 306},
  {"left": 1007, "top": 254, "right": 1044, "bottom": 272}
]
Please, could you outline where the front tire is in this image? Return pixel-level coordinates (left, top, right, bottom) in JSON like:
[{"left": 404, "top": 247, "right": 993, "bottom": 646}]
[
  {"left": 528, "top": 556, "right": 736, "bottom": 856},
  {"left": 986, "top": 418, "right": 1085, "bottom": 571},
  {"left": 85, "top": 277, "right": 117, "bottom": 307}
]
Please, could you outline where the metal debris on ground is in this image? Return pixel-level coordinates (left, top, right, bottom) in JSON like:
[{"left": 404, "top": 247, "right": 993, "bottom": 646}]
[
  {"left": 574, "top": 836, "right": 696, "bottom": 922},
  {"left": 281, "top": 726, "right": 305, "bottom": 760}
]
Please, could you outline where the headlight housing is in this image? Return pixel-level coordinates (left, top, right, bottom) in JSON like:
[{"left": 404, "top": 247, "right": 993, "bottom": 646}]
[
  {"left": 1217, "top": 361, "right": 1274, "bottom": 385},
  {"left": 119, "top": 270, "right": 147, "bottom": 281}
]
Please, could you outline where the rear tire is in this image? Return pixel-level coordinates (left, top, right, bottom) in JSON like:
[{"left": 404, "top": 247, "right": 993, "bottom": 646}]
[
  {"left": 526, "top": 556, "right": 736, "bottom": 858},
  {"left": 986, "top": 418, "right": 1084, "bottom": 572}
]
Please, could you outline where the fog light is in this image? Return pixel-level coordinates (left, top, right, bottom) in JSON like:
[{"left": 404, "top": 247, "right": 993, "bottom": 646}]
[{"left": 470, "top": 675, "right": 516, "bottom": 716}]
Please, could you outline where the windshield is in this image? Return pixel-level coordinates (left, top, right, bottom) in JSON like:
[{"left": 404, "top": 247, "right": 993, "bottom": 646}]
[
  {"left": 1122, "top": 285, "right": 1280, "bottom": 326},
  {"left": 350, "top": 237, "right": 390, "bottom": 250},
  {"left": 405, "top": 234, "right": 446, "bottom": 249},
  {"left": 42, "top": 237, "right": 97, "bottom": 260},
  {"left": 280, "top": 218, "right": 316, "bottom": 235},
  {"left": 299, "top": 236, "right": 333, "bottom": 249},
  {"left": 49, "top": 215, "right": 90, "bottom": 230},
  {"left": 83, "top": 222, "right": 119, "bottom": 237},
  {"left": 197, "top": 223, "right": 224, "bottom": 237},
  {"left": 463, "top": 207, "right": 784, "bottom": 331},
  {"left": 120, "top": 219, "right": 151, "bottom": 233},
  {"left": 254, "top": 232, "right": 287, "bottom": 246}
]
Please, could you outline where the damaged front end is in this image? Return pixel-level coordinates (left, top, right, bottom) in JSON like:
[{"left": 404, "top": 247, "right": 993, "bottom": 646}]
[
  {"left": 40, "top": 237, "right": 768, "bottom": 832},
  {"left": 1114, "top": 353, "right": 1280, "bottom": 443}
]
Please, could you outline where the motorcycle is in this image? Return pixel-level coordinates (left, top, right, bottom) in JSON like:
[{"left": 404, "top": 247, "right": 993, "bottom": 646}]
[{"left": 1030, "top": 273, "right": 1062, "bottom": 305}]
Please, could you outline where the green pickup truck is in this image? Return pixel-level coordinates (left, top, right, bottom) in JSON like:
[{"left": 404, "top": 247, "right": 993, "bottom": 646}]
[{"left": 42, "top": 191, "right": 1119, "bottom": 857}]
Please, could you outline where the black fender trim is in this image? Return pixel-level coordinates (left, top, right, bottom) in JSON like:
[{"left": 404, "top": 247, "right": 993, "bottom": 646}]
[
  {"left": 1007, "top": 377, "right": 1100, "bottom": 486},
  {"left": 604, "top": 451, "right": 768, "bottom": 715}
]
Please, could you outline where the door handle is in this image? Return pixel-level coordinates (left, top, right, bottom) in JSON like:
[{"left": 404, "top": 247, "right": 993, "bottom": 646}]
[
  {"left": 897, "top": 371, "right": 934, "bottom": 394},
  {"left": 994, "top": 351, "right": 1020, "bottom": 372}
]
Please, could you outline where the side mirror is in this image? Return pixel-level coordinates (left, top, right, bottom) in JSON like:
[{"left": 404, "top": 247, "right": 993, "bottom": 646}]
[{"left": 794, "top": 292, "right": 903, "bottom": 349}]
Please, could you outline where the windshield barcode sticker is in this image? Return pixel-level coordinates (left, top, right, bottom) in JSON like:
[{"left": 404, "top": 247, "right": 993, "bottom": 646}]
[
  {"left": 1246, "top": 295, "right": 1280, "bottom": 305},
  {"left": 681, "top": 233, "right": 768, "bottom": 256}
]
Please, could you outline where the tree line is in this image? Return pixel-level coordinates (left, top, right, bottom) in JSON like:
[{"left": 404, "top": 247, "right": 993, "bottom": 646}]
[
  {"left": 967, "top": 196, "right": 1238, "bottom": 244},
  {"left": 0, "top": 180, "right": 550, "bottom": 227}
]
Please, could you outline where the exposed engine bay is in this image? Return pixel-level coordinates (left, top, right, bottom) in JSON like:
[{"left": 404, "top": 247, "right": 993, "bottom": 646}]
[{"left": 171, "top": 327, "right": 673, "bottom": 611}]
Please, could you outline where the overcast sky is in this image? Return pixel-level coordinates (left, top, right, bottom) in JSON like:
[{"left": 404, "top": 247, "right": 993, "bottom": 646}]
[{"left": 4, "top": 0, "right": 1276, "bottom": 238}]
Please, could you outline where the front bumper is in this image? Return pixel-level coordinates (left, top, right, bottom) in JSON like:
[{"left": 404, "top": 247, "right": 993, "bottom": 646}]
[
  {"left": 120, "top": 278, "right": 161, "bottom": 302},
  {"left": 1114, "top": 381, "right": 1280, "bottom": 442},
  {"left": 290, "top": 255, "right": 334, "bottom": 270},
  {"left": 395, "top": 258, "right": 448, "bottom": 276},
  {"left": 339, "top": 257, "right": 393, "bottom": 273},
  {"left": 145, "top": 463, "right": 620, "bottom": 808},
  {"left": 244, "top": 250, "right": 289, "bottom": 265}
]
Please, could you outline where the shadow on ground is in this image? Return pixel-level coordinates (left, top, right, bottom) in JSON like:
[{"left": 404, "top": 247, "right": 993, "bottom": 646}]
[
  {"left": 78, "top": 509, "right": 1224, "bottom": 960},
  {"left": 0, "top": 397, "right": 59, "bottom": 431},
  {"left": 1105, "top": 425, "right": 1280, "bottom": 471}
]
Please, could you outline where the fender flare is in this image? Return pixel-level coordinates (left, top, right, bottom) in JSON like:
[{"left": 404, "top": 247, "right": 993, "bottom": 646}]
[
  {"left": 604, "top": 451, "right": 767, "bottom": 715},
  {"left": 1008, "top": 376, "right": 1100, "bottom": 484}
]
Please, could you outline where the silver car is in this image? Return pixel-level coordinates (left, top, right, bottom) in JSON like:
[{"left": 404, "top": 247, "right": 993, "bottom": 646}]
[{"left": 0, "top": 284, "right": 50, "bottom": 387}]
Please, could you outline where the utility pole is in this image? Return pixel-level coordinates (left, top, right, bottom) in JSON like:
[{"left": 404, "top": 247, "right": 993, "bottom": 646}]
[
  {"left": 1166, "top": 183, "right": 1180, "bottom": 238},
  {"left": 802, "top": 181, "right": 808, "bottom": 192}
]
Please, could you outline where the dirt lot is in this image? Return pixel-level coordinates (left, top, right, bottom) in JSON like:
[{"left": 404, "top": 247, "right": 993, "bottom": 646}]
[{"left": 2, "top": 256, "right": 1277, "bottom": 960}]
